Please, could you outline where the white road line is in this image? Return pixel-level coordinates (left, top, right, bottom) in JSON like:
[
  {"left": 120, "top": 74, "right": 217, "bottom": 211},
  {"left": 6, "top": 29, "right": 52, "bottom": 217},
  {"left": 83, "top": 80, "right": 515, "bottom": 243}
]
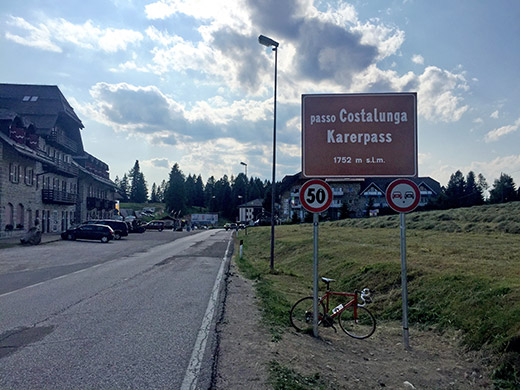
[{"left": 181, "top": 235, "right": 232, "bottom": 390}]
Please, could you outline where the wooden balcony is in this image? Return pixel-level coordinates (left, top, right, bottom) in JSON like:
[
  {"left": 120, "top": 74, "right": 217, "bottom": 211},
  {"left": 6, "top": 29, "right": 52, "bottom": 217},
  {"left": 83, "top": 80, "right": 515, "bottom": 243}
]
[
  {"left": 49, "top": 128, "right": 78, "bottom": 154},
  {"left": 42, "top": 189, "right": 77, "bottom": 205}
]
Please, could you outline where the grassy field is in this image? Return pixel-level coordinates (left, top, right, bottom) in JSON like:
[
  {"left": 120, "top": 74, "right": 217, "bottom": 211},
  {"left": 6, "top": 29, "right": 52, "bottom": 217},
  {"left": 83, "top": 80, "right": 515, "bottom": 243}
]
[{"left": 237, "top": 202, "right": 520, "bottom": 389}]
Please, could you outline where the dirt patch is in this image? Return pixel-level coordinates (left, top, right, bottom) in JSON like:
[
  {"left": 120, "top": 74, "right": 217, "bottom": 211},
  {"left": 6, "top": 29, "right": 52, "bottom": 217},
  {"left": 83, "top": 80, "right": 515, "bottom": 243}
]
[{"left": 214, "top": 259, "right": 492, "bottom": 389}]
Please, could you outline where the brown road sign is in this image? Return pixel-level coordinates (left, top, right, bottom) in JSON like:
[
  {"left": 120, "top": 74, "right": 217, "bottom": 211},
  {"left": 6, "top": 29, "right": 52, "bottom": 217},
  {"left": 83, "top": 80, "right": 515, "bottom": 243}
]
[{"left": 302, "top": 93, "right": 417, "bottom": 178}]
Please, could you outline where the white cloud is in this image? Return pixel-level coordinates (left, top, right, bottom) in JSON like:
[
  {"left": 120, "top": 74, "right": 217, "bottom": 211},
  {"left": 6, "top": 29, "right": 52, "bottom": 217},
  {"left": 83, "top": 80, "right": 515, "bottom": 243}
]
[
  {"left": 468, "top": 155, "right": 520, "bottom": 185},
  {"left": 416, "top": 66, "right": 469, "bottom": 122},
  {"left": 5, "top": 16, "right": 61, "bottom": 52},
  {"left": 411, "top": 54, "right": 424, "bottom": 65},
  {"left": 427, "top": 155, "right": 520, "bottom": 188},
  {"left": 352, "top": 19, "right": 405, "bottom": 60},
  {"left": 5, "top": 16, "right": 143, "bottom": 53},
  {"left": 485, "top": 117, "right": 520, "bottom": 142},
  {"left": 142, "top": 158, "right": 171, "bottom": 169},
  {"left": 82, "top": 82, "right": 274, "bottom": 146},
  {"left": 490, "top": 110, "right": 499, "bottom": 119}
]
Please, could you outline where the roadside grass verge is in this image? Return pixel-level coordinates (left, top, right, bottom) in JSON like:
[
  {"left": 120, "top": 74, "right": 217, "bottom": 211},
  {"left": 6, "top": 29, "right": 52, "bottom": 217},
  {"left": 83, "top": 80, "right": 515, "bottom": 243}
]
[
  {"left": 235, "top": 202, "right": 520, "bottom": 389},
  {"left": 268, "top": 360, "right": 328, "bottom": 390}
]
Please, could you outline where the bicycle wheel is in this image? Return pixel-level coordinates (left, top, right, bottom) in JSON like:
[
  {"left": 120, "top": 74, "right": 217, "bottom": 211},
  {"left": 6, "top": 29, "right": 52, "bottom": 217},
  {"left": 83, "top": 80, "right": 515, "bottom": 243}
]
[
  {"left": 290, "top": 296, "right": 326, "bottom": 333},
  {"left": 338, "top": 305, "right": 376, "bottom": 339}
]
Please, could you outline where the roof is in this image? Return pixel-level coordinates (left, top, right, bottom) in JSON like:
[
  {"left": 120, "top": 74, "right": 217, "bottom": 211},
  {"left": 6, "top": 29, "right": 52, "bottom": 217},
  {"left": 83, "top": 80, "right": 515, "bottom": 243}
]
[
  {"left": 359, "top": 177, "right": 441, "bottom": 195},
  {"left": 0, "top": 84, "right": 83, "bottom": 129},
  {"left": 238, "top": 199, "right": 264, "bottom": 208}
]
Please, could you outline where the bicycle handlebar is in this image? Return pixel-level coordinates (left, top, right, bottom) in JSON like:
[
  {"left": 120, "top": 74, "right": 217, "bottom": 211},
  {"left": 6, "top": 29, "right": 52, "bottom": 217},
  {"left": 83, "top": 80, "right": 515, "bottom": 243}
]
[{"left": 358, "top": 288, "right": 372, "bottom": 307}]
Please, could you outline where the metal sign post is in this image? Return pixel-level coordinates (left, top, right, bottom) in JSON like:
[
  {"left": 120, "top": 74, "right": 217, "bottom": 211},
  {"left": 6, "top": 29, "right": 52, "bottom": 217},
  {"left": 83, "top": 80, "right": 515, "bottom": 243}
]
[
  {"left": 312, "top": 213, "right": 319, "bottom": 337},
  {"left": 400, "top": 212, "right": 410, "bottom": 349},
  {"left": 299, "top": 179, "right": 333, "bottom": 338},
  {"left": 386, "top": 178, "right": 420, "bottom": 349}
]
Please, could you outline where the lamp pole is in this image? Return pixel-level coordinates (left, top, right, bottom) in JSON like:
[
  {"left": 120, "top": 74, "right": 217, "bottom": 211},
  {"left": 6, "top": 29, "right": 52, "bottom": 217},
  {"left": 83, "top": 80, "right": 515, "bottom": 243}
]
[
  {"left": 240, "top": 161, "right": 248, "bottom": 177},
  {"left": 258, "top": 34, "right": 279, "bottom": 272}
]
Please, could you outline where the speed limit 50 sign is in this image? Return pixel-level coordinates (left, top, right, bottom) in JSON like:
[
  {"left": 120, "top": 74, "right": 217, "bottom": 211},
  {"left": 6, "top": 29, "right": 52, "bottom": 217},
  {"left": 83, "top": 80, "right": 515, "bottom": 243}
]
[{"left": 299, "top": 179, "right": 333, "bottom": 213}]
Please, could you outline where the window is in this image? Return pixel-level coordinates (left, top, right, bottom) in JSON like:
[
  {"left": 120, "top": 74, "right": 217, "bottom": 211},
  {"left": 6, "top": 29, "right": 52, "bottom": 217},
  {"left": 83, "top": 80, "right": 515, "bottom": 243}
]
[
  {"left": 22, "top": 96, "right": 31, "bottom": 102},
  {"left": 25, "top": 167, "right": 34, "bottom": 186},
  {"left": 9, "top": 163, "right": 20, "bottom": 183}
]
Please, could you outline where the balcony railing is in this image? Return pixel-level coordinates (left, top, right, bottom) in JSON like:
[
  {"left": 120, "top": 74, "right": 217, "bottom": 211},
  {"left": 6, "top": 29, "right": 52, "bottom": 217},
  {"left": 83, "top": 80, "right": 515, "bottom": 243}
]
[
  {"left": 41, "top": 157, "right": 79, "bottom": 177},
  {"left": 42, "top": 189, "right": 77, "bottom": 205},
  {"left": 49, "top": 128, "right": 78, "bottom": 154},
  {"left": 332, "top": 188, "right": 344, "bottom": 196}
]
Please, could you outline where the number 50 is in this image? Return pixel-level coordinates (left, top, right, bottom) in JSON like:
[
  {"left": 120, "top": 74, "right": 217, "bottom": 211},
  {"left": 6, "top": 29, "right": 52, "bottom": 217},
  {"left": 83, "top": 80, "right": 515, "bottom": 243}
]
[{"left": 306, "top": 187, "right": 326, "bottom": 204}]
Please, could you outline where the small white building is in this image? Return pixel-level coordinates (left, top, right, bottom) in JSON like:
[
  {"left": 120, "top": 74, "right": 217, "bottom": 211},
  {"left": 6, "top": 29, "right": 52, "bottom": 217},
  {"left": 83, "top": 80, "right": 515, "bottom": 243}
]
[{"left": 237, "top": 199, "right": 264, "bottom": 223}]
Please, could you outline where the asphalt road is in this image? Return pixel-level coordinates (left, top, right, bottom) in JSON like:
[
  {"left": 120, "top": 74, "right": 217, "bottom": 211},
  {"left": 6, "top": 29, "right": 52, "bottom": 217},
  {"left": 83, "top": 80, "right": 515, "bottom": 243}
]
[{"left": 0, "top": 229, "right": 233, "bottom": 389}]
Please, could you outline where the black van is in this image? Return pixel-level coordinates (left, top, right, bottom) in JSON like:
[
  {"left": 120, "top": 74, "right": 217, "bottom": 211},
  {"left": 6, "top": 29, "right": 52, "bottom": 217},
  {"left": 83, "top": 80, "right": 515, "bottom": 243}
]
[{"left": 85, "top": 219, "right": 129, "bottom": 240}]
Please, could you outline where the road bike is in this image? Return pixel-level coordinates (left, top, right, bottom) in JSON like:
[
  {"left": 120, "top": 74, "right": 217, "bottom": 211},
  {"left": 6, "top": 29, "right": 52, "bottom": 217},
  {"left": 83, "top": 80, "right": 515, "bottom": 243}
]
[{"left": 290, "top": 277, "right": 376, "bottom": 339}]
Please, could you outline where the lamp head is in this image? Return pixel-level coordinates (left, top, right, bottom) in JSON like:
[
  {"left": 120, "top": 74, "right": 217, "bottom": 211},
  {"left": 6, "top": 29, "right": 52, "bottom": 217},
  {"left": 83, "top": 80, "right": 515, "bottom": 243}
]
[{"left": 258, "top": 35, "right": 279, "bottom": 48}]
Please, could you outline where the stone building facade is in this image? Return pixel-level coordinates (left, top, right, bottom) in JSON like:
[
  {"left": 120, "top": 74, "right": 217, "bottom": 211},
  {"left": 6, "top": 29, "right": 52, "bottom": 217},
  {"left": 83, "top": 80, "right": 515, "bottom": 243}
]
[{"left": 0, "top": 84, "right": 116, "bottom": 239}]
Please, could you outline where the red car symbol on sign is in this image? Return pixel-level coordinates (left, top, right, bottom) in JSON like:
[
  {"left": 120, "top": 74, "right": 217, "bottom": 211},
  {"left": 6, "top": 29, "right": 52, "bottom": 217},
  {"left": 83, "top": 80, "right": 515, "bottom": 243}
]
[{"left": 392, "top": 192, "right": 402, "bottom": 199}]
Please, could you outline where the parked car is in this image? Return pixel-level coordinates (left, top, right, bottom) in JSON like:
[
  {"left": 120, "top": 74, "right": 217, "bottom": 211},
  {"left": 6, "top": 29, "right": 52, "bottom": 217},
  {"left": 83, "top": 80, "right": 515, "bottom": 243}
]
[
  {"left": 61, "top": 224, "right": 115, "bottom": 243},
  {"left": 84, "top": 219, "right": 129, "bottom": 240},
  {"left": 129, "top": 220, "right": 147, "bottom": 233},
  {"left": 146, "top": 221, "right": 165, "bottom": 231}
]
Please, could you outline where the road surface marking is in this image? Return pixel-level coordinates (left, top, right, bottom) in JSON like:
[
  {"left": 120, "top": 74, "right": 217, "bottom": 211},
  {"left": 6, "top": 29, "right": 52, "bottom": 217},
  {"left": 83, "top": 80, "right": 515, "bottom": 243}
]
[{"left": 181, "top": 233, "right": 232, "bottom": 390}]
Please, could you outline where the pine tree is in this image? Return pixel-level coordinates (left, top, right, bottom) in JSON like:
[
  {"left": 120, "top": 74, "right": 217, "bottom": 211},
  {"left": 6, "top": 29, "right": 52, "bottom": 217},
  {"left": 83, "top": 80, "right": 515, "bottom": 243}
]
[
  {"left": 194, "top": 175, "right": 205, "bottom": 208},
  {"left": 444, "top": 170, "right": 466, "bottom": 208},
  {"left": 489, "top": 173, "right": 517, "bottom": 204},
  {"left": 464, "top": 171, "right": 484, "bottom": 206},
  {"left": 185, "top": 174, "right": 196, "bottom": 208},
  {"left": 164, "top": 163, "right": 186, "bottom": 214},
  {"left": 205, "top": 176, "right": 216, "bottom": 211},
  {"left": 119, "top": 174, "right": 130, "bottom": 202},
  {"left": 128, "top": 160, "right": 148, "bottom": 203},
  {"left": 150, "top": 183, "right": 158, "bottom": 203}
]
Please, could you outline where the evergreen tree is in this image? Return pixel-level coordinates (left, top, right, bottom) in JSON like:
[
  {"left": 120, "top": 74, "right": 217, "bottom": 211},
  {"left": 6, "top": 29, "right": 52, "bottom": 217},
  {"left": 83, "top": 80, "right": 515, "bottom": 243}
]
[
  {"left": 164, "top": 163, "right": 186, "bottom": 214},
  {"left": 119, "top": 174, "right": 130, "bottom": 202},
  {"left": 478, "top": 174, "right": 488, "bottom": 201},
  {"left": 194, "top": 175, "right": 205, "bottom": 208},
  {"left": 205, "top": 176, "right": 216, "bottom": 211},
  {"left": 489, "top": 173, "right": 517, "bottom": 204},
  {"left": 150, "top": 183, "right": 159, "bottom": 203},
  {"left": 185, "top": 174, "right": 196, "bottom": 208},
  {"left": 128, "top": 160, "right": 148, "bottom": 203},
  {"left": 464, "top": 171, "right": 484, "bottom": 206},
  {"left": 444, "top": 170, "right": 466, "bottom": 208},
  {"left": 232, "top": 173, "right": 248, "bottom": 211},
  {"left": 214, "top": 175, "right": 232, "bottom": 219},
  {"left": 157, "top": 180, "right": 167, "bottom": 202}
]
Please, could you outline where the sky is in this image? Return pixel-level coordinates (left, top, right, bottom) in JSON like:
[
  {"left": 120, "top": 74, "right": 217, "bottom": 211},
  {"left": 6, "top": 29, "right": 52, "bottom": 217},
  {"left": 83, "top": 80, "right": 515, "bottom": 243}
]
[{"left": 2, "top": 0, "right": 520, "bottom": 191}]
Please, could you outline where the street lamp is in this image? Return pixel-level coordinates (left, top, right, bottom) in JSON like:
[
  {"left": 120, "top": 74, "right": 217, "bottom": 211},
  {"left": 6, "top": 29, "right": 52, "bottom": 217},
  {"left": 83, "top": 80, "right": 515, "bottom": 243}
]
[
  {"left": 240, "top": 161, "right": 248, "bottom": 176},
  {"left": 258, "top": 34, "right": 278, "bottom": 272}
]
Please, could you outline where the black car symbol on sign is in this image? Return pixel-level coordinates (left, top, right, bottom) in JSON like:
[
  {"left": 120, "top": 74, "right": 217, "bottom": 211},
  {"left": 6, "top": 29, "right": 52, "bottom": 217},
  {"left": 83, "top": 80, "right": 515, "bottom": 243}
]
[{"left": 404, "top": 191, "right": 415, "bottom": 199}]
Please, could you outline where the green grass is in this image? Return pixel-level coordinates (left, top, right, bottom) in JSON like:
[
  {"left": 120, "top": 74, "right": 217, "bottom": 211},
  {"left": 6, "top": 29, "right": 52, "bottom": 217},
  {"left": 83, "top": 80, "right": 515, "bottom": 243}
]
[
  {"left": 237, "top": 201, "right": 520, "bottom": 389},
  {"left": 119, "top": 202, "right": 165, "bottom": 212},
  {"left": 268, "top": 361, "right": 329, "bottom": 390}
]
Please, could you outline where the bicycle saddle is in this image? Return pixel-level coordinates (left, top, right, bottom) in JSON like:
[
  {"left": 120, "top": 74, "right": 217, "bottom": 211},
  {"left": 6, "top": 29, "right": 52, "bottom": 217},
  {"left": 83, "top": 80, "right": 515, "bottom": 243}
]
[{"left": 321, "top": 277, "right": 335, "bottom": 283}]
